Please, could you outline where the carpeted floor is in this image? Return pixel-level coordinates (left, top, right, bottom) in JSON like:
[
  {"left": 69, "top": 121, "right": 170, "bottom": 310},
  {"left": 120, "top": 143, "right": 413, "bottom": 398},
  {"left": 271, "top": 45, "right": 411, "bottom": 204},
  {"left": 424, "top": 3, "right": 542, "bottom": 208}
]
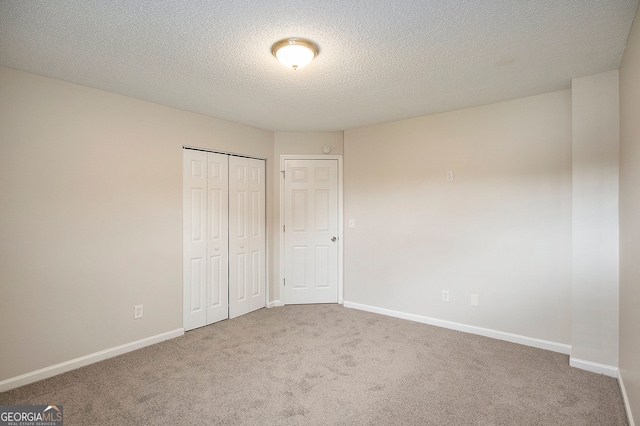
[{"left": 0, "top": 304, "right": 629, "bottom": 425}]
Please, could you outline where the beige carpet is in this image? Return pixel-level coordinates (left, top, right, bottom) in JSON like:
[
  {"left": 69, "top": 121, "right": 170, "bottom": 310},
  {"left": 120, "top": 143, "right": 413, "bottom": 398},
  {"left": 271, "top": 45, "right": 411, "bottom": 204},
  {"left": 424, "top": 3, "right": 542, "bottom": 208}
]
[{"left": 0, "top": 304, "right": 629, "bottom": 425}]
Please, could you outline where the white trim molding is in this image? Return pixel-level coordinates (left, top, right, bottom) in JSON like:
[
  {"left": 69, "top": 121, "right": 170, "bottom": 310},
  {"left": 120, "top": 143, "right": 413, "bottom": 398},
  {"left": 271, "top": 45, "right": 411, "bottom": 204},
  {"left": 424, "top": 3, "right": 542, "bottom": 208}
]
[
  {"left": 618, "top": 370, "right": 636, "bottom": 426},
  {"left": 0, "top": 328, "right": 184, "bottom": 392},
  {"left": 267, "top": 300, "right": 283, "bottom": 308},
  {"left": 344, "top": 301, "right": 571, "bottom": 355},
  {"left": 569, "top": 358, "right": 619, "bottom": 378}
]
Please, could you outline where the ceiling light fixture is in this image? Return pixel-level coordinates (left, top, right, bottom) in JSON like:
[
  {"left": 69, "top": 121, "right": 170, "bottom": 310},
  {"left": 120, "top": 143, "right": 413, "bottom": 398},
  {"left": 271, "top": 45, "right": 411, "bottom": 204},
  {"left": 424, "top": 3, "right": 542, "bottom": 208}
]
[{"left": 271, "top": 38, "right": 319, "bottom": 70}]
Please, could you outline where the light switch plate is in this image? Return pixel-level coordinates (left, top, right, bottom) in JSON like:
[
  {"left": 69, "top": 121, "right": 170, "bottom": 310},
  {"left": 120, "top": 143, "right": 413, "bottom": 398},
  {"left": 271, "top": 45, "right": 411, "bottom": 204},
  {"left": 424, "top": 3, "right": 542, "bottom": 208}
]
[{"left": 134, "top": 305, "right": 143, "bottom": 319}]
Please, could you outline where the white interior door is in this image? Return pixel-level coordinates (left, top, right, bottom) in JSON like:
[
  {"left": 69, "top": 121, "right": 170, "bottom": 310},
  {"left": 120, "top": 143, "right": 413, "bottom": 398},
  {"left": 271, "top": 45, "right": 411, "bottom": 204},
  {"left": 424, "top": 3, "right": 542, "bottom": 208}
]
[
  {"left": 284, "top": 159, "right": 339, "bottom": 304},
  {"left": 183, "top": 150, "right": 229, "bottom": 331},
  {"left": 229, "top": 156, "right": 266, "bottom": 318}
]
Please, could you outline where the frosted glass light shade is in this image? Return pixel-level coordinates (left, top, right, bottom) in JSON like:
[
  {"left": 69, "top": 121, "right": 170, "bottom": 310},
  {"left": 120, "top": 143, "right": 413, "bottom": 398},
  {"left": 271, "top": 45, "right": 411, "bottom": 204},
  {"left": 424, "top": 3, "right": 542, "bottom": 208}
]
[{"left": 272, "top": 38, "right": 319, "bottom": 70}]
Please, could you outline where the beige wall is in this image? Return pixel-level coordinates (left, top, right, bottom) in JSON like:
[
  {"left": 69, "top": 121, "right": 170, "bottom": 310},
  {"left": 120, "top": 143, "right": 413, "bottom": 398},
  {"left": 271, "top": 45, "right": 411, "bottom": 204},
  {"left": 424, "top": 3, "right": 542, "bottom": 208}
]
[
  {"left": 271, "top": 132, "right": 344, "bottom": 302},
  {"left": 570, "top": 70, "right": 620, "bottom": 369},
  {"left": 619, "top": 3, "right": 640, "bottom": 422},
  {"left": 344, "top": 90, "right": 573, "bottom": 344},
  {"left": 0, "top": 66, "right": 274, "bottom": 382}
]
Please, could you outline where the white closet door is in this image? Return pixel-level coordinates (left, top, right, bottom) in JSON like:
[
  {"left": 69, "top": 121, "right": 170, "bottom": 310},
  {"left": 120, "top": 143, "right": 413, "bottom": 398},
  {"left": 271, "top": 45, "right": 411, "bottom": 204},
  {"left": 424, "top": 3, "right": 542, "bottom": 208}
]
[
  {"left": 183, "top": 150, "right": 207, "bottom": 330},
  {"left": 205, "top": 152, "right": 229, "bottom": 325},
  {"left": 248, "top": 158, "right": 266, "bottom": 312},
  {"left": 183, "top": 150, "right": 229, "bottom": 331},
  {"left": 229, "top": 156, "right": 265, "bottom": 318}
]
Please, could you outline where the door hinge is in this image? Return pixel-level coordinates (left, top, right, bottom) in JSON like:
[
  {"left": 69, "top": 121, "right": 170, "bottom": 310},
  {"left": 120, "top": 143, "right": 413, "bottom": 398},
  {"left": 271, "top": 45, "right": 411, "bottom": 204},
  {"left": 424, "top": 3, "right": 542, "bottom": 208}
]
[
  {"left": 281, "top": 170, "right": 285, "bottom": 179},
  {"left": 284, "top": 278, "right": 286, "bottom": 286},
  {"left": 283, "top": 225, "right": 285, "bottom": 232}
]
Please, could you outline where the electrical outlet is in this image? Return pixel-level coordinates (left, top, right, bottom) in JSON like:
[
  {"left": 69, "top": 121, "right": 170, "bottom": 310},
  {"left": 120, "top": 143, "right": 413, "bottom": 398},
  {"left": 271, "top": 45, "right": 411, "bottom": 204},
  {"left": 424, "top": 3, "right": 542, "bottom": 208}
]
[
  {"left": 471, "top": 295, "right": 479, "bottom": 307},
  {"left": 134, "top": 305, "right": 143, "bottom": 319},
  {"left": 447, "top": 170, "right": 454, "bottom": 181},
  {"left": 442, "top": 290, "right": 450, "bottom": 302}
]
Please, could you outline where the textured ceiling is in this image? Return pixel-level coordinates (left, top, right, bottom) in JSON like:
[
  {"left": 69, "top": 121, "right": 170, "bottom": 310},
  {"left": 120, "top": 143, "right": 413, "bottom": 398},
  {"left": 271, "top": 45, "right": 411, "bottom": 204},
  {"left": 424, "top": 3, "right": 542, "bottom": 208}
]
[{"left": 1, "top": 1, "right": 638, "bottom": 131}]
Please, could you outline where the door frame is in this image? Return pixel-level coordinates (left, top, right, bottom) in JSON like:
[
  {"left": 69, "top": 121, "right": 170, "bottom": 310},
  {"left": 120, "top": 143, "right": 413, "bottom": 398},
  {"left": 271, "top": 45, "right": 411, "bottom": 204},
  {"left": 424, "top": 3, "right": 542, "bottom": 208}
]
[{"left": 279, "top": 155, "right": 344, "bottom": 306}]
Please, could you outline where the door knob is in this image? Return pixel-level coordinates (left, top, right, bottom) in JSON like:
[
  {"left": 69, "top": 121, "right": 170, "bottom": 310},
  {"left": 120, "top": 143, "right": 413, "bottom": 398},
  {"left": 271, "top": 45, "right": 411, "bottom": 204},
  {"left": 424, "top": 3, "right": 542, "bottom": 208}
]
[{"left": 331, "top": 236, "right": 337, "bottom": 242}]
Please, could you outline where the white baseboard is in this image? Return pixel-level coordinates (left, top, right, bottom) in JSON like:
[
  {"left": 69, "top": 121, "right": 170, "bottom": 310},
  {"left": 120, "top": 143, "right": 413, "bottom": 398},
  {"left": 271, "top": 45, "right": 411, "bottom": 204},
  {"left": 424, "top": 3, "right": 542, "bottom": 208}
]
[
  {"left": 343, "top": 301, "right": 571, "bottom": 355},
  {"left": 267, "top": 300, "right": 283, "bottom": 308},
  {"left": 619, "top": 369, "right": 636, "bottom": 426},
  {"left": 569, "top": 358, "right": 618, "bottom": 378},
  {"left": 0, "top": 328, "right": 184, "bottom": 393}
]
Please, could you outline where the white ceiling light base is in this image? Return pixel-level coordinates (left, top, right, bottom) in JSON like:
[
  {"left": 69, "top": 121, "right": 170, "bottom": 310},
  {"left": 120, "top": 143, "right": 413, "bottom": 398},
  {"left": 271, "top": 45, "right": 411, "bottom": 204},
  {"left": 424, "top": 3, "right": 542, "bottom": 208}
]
[{"left": 272, "top": 38, "right": 319, "bottom": 70}]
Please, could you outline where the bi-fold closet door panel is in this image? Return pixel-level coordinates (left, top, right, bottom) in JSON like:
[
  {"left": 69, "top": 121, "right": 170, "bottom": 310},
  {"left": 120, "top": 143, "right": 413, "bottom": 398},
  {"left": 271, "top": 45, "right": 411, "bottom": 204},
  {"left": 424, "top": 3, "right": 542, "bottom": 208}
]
[
  {"left": 183, "top": 149, "right": 265, "bottom": 331},
  {"left": 229, "top": 156, "right": 266, "bottom": 319},
  {"left": 183, "top": 150, "right": 229, "bottom": 331}
]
